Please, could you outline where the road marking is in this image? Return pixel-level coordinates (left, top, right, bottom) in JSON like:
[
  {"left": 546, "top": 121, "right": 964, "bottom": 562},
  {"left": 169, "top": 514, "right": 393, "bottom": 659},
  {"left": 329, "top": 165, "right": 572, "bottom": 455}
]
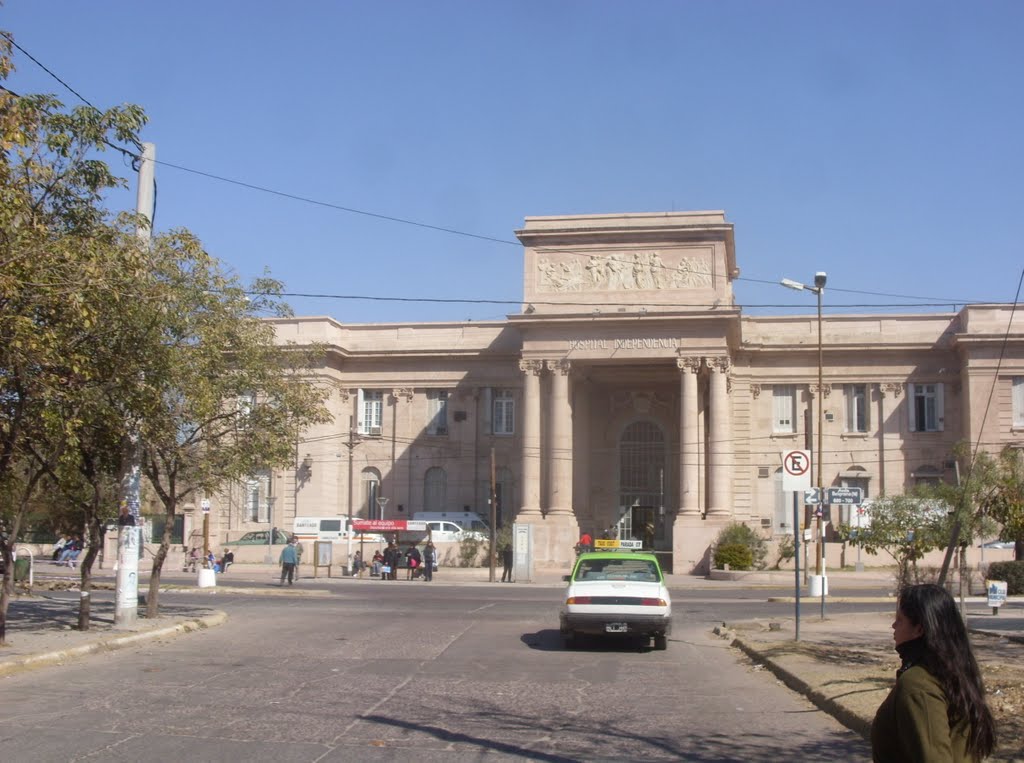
[{"left": 467, "top": 603, "right": 495, "bottom": 614}]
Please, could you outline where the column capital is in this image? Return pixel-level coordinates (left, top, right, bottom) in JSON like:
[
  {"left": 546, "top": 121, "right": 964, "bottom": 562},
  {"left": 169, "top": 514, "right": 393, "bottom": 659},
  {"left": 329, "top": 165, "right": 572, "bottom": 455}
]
[
  {"left": 808, "top": 383, "right": 832, "bottom": 399},
  {"left": 391, "top": 388, "right": 414, "bottom": 402},
  {"left": 676, "top": 355, "right": 702, "bottom": 373},
  {"left": 707, "top": 356, "right": 731, "bottom": 374},
  {"left": 518, "top": 359, "right": 544, "bottom": 375},
  {"left": 545, "top": 358, "right": 571, "bottom": 376},
  {"left": 880, "top": 382, "right": 903, "bottom": 398},
  {"left": 750, "top": 383, "right": 762, "bottom": 398}
]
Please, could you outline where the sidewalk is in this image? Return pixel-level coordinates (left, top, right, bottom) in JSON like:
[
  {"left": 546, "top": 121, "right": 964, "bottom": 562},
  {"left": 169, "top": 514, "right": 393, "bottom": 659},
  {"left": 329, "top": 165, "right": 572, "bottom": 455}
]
[{"left": 722, "top": 603, "right": 1024, "bottom": 762}]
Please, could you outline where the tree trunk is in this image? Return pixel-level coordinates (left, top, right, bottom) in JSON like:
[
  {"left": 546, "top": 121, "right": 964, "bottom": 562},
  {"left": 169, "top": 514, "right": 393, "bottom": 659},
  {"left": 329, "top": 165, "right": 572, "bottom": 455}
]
[
  {"left": 146, "top": 506, "right": 175, "bottom": 618},
  {"left": 76, "top": 516, "right": 102, "bottom": 631},
  {"left": 0, "top": 555, "right": 12, "bottom": 645}
]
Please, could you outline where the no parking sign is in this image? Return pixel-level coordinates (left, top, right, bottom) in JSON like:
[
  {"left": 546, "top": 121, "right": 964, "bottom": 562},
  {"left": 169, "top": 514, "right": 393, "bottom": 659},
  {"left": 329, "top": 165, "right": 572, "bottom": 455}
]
[{"left": 782, "top": 449, "right": 812, "bottom": 492}]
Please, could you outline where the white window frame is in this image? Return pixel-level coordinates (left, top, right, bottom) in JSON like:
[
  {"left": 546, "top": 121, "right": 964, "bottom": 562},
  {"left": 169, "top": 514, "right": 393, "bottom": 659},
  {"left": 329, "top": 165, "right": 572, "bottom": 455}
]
[
  {"left": 845, "top": 384, "right": 869, "bottom": 433},
  {"left": 773, "top": 385, "right": 796, "bottom": 433},
  {"left": 427, "top": 390, "right": 449, "bottom": 436},
  {"left": 357, "top": 389, "right": 384, "bottom": 436},
  {"left": 1013, "top": 377, "right": 1024, "bottom": 427},
  {"left": 908, "top": 383, "right": 944, "bottom": 432},
  {"left": 492, "top": 389, "right": 515, "bottom": 436},
  {"left": 246, "top": 473, "right": 269, "bottom": 522}
]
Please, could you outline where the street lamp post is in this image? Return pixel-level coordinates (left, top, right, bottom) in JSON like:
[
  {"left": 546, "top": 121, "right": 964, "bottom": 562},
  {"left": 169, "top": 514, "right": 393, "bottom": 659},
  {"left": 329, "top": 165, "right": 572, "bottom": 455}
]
[
  {"left": 781, "top": 273, "right": 827, "bottom": 591},
  {"left": 376, "top": 496, "right": 389, "bottom": 521}
]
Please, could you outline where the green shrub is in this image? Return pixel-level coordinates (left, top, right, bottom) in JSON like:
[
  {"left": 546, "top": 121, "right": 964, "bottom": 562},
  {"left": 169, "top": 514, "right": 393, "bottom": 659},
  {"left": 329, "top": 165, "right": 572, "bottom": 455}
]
[
  {"left": 987, "top": 560, "right": 1024, "bottom": 596},
  {"left": 714, "top": 522, "right": 768, "bottom": 570},
  {"left": 714, "top": 543, "right": 754, "bottom": 571},
  {"left": 773, "top": 535, "right": 795, "bottom": 569}
]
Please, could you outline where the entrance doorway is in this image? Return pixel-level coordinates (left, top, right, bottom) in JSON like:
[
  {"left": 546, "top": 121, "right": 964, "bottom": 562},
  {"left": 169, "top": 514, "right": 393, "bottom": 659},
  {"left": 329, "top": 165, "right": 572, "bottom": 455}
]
[{"left": 617, "top": 421, "right": 669, "bottom": 550}]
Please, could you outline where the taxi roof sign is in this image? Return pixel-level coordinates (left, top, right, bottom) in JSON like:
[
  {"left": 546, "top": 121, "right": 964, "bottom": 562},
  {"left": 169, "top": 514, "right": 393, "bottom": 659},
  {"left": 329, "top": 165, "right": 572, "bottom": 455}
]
[{"left": 593, "top": 538, "right": 643, "bottom": 550}]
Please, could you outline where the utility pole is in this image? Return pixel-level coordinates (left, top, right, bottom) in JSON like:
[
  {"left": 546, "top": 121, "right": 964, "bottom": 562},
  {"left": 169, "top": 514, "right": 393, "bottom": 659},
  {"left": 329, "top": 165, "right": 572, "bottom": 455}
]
[
  {"left": 115, "top": 142, "right": 155, "bottom": 628},
  {"left": 343, "top": 417, "right": 361, "bottom": 575},
  {"left": 489, "top": 447, "right": 497, "bottom": 583}
]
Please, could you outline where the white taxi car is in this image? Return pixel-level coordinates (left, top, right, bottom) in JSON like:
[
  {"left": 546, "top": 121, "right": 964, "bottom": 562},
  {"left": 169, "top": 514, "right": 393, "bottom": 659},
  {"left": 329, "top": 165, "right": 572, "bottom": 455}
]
[{"left": 559, "top": 548, "right": 672, "bottom": 650}]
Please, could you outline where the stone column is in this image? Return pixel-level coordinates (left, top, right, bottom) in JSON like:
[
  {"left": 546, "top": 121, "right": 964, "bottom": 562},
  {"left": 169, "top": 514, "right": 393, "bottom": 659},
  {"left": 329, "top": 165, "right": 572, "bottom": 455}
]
[
  {"left": 518, "top": 360, "right": 543, "bottom": 516},
  {"left": 546, "top": 359, "right": 573, "bottom": 515},
  {"left": 707, "top": 356, "right": 732, "bottom": 516},
  {"left": 677, "top": 356, "right": 702, "bottom": 516},
  {"left": 879, "top": 382, "right": 902, "bottom": 497}
]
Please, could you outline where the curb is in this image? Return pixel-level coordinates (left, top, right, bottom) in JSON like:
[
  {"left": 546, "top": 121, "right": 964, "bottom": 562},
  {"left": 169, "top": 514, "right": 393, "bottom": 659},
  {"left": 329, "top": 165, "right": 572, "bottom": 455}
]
[
  {"left": 0, "top": 610, "right": 228, "bottom": 678},
  {"left": 729, "top": 634, "right": 873, "bottom": 741}
]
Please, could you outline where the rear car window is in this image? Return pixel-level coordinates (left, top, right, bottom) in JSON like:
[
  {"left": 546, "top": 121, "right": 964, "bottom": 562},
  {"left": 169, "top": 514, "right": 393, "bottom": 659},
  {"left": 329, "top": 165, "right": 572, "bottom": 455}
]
[{"left": 574, "top": 558, "right": 660, "bottom": 582}]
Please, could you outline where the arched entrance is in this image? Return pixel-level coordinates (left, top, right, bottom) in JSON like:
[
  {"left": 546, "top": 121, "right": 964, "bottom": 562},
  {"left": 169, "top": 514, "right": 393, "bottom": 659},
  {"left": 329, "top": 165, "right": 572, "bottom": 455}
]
[{"left": 618, "top": 420, "right": 669, "bottom": 550}]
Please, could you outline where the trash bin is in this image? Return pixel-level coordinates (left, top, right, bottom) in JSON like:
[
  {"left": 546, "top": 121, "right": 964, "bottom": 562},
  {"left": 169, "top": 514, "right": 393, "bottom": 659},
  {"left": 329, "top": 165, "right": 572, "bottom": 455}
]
[{"left": 13, "top": 557, "right": 30, "bottom": 582}]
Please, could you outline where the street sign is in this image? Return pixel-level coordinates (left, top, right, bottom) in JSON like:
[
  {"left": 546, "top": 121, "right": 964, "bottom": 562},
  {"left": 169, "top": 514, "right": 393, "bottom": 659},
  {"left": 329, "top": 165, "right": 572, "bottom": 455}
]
[
  {"left": 782, "top": 449, "right": 812, "bottom": 492},
  {"left": 201, "top": 499, "right": 211, "bottom": 514},
  {"left": 803, "top": 488, "right": 822, "bottom": 505},
  {"left": 827, "top": 487, "right": 864, "bottom": 505}
]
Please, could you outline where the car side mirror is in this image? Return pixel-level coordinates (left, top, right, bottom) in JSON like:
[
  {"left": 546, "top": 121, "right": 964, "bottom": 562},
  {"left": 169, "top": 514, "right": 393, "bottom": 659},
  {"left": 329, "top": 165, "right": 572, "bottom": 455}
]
[{"left": 562, "top": 574, "right": 571, "bottom": 582}]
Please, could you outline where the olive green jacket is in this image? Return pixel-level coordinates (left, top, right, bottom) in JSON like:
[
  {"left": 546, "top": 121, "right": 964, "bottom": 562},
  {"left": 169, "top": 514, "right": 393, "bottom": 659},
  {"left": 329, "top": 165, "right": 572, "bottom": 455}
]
[{"left": 872, "top": 664, "right": 972, "bottom": 762}]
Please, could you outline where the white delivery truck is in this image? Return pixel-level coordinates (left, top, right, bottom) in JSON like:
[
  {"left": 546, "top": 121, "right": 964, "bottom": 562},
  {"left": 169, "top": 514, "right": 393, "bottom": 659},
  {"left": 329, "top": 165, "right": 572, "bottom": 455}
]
[{"left": 412, "top": 511, "right": 490, "bottom": 533}]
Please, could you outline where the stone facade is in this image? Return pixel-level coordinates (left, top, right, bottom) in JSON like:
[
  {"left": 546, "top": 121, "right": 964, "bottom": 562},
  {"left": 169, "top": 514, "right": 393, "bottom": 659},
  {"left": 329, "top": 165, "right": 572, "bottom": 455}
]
[{"left": 203, "top": 212, "right": 1024, "bottom": 573}]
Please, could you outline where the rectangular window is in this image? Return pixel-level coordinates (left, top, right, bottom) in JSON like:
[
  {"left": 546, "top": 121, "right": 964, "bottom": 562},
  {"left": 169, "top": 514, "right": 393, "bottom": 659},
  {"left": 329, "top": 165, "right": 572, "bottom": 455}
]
[
  {"left": 908, "top": 383, "right": 944, "bottom": 432},
  {"left": 427, "top": 390, "right": 449, "bottom": 435},
  {"left": 773, "top": 385, "right": 796, "bottom": 433},
  {"left": 845, "top": 384, "right": 869, "bottom": 433},
  {"left": 246, "top": 474, "right": 269, "bottom": 522},
  {"left": 493, "top": 389, "right": 515, "bottom": 435},
  {"left": 358, "top": 390, "right": 384, "bottom": 435},
  {"left": 1014, "top": 377, "right": 1024, "bottom": 427}
]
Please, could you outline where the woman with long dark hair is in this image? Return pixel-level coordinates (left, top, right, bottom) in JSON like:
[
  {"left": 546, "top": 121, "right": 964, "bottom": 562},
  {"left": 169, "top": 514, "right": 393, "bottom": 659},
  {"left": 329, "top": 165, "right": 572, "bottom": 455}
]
[{"left": 872, "top": 583, "right": 996, "bottom": 762}]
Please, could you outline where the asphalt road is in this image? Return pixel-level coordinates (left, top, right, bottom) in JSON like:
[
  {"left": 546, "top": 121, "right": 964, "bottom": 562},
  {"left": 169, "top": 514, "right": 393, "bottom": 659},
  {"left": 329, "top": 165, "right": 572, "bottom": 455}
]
[{"left": 0, "top": 584, "right": 875, "bottom": 762}]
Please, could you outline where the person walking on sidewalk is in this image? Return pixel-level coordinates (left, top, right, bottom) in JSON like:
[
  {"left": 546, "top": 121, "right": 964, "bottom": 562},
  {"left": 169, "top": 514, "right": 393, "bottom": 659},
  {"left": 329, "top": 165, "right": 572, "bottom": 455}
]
[
  {"left": 422, "top": 542, "right": 435, "bottom": 582},
  {"left": 279, "top": 540, "right": 299, "bottom": 585},
  {"left": 871, "top": 583, "right": 996, "bottom": 763},
  {"left": 500, "top": 541, "right": 513, "bottom": 582}
]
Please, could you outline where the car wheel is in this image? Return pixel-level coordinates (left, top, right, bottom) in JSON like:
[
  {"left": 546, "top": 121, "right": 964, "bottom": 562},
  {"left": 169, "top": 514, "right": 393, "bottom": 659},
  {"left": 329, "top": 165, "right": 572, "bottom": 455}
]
[{"left": 653, "top": 634, "right": 667, "bottom": 651}]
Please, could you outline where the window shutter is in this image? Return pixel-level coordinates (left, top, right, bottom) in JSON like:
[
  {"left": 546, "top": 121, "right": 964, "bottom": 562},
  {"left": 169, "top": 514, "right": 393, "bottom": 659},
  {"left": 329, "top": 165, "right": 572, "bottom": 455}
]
[
  {"left": 356, "top": 389, "right": 366, "bottom": 434},
  {"left": 936, "top": 383, "right": 945, "bottom": 431},
  {"left": 907, "top": 383, "right": 917, "bottom": 432},
  {"left": 483, "top": 387, "right": 493, "bottom": 435}
]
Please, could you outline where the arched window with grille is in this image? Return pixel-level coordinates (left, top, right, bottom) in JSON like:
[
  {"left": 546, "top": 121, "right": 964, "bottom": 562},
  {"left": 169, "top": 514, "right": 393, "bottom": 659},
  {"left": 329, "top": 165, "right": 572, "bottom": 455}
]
[{"left": 424, "top": 467, "right": 447, "bottom": 512}]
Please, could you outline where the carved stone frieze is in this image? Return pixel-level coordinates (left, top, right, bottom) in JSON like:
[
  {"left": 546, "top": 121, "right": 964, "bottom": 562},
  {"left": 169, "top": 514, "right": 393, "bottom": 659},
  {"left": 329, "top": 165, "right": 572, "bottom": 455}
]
[
  {"left": 750, "top": 384, "right": 762, "bottom": 398},
  {"left": 536, "top": 250, "right": 712, "bottom": 293}
]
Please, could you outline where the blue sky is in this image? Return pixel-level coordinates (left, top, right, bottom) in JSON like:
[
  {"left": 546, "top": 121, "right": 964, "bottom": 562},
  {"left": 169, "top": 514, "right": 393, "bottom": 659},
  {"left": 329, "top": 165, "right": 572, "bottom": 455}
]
[{"left": 4, "top": 1, "right": 1023, "bottom": 322}]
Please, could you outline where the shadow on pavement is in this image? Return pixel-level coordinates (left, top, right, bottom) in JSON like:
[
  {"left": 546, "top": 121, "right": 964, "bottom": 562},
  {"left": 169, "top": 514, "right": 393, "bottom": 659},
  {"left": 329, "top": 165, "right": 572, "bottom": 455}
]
[
  {"left": 521, "top": 628, "right": 661, "bottom": 653},
  {"left": 5, "top": 597, "right": 204, "bottom": 632}
]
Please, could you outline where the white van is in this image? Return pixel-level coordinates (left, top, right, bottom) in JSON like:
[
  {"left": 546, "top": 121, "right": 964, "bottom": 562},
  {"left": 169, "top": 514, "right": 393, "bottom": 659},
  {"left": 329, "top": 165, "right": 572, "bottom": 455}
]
[
  {"left": 293, "top": 516, "right": 384, "bottom": 543},
  {"left": 413, "top": 512, "right": 490, "bottom": 533}
]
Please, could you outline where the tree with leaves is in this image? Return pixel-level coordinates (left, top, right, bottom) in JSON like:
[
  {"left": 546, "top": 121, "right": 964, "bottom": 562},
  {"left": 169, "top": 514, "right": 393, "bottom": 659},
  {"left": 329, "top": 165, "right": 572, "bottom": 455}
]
[
  {"left": 0, "top": 31, "right": 148, "bottom": 643},
  {"left": 978, "top": 446, "right": 1024, "bottom": 561},
  {"left": 838, "top": 491, "right": 952, "bottom": 588}
]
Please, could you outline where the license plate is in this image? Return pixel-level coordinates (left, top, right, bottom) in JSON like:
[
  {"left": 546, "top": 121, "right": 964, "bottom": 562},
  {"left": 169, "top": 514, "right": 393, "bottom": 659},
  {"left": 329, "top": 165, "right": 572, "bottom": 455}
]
[{"left": 605, "top": 623, "right": 628, "bottom": 633}]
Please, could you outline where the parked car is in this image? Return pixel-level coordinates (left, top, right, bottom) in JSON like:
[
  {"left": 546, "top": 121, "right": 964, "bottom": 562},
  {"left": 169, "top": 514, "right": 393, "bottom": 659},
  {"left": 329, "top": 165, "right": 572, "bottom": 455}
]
[
  {"left": 233, "top": 529, "right": 292, "bottom": 545},
  {"left": 559, "top": 549, "right": 672, "bottom": 650},
  {"left": 980, "top": 540, "right": 1015, "bottom": 550}
]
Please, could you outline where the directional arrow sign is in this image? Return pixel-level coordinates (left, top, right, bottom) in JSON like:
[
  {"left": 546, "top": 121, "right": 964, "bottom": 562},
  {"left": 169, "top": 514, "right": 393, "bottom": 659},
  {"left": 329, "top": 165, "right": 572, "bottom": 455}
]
[{"left": 803, "top": 488, "right": 822, "bottom": 505}]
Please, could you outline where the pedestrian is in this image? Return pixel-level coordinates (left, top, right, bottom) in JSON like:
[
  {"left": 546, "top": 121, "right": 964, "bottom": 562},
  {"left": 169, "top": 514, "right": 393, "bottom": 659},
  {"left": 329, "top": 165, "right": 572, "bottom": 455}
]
[
  {"left": 371, "top": 549, "right": 384, "bottom": 577},
  {"left": 219, "top": 549, "right": 234, "bottom": 573},
  {"left": 52, "top": 534, "right": 68, "bottom": 561},
  {"left": 422, "top": 542, "right": 435, "bottom": 582},
  {"left": 871, "top": 583, "right": 996, "bottom": 763},
  {"left": 292, "top": 537, "right": 303, "bottom": 580},
  {"left": 279, "top": 540, "right": 298, "bottom": 585},
  {"left": 117, "top": 505, "right": 136, "bottom": 527},
  {"left": 382, "top": 542, "right": 400, "bottom": 581},
  {"left": 578, "top": 531, "right": 593, "bottom": 554},
  {"left": 501, "top": 541, "right": 513, "bottom": 582},
  {"left": 405, "top": 543, "right": 422, "bottom": 580},
  {"left": 352, "top": 550, "right": 363, "bottom": 577}
]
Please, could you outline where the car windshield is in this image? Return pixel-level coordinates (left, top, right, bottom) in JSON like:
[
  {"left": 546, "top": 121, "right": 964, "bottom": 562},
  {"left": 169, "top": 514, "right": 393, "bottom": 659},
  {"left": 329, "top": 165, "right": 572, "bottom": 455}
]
[{"left": 574, "top": 557, "right": 659, "bottom": 582}]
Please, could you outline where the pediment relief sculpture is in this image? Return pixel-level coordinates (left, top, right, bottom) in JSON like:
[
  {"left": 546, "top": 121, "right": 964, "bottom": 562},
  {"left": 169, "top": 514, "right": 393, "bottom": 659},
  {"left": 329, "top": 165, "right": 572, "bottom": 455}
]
[{"left": 536, "top": 251, "right": 713, "bottom": 293}]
